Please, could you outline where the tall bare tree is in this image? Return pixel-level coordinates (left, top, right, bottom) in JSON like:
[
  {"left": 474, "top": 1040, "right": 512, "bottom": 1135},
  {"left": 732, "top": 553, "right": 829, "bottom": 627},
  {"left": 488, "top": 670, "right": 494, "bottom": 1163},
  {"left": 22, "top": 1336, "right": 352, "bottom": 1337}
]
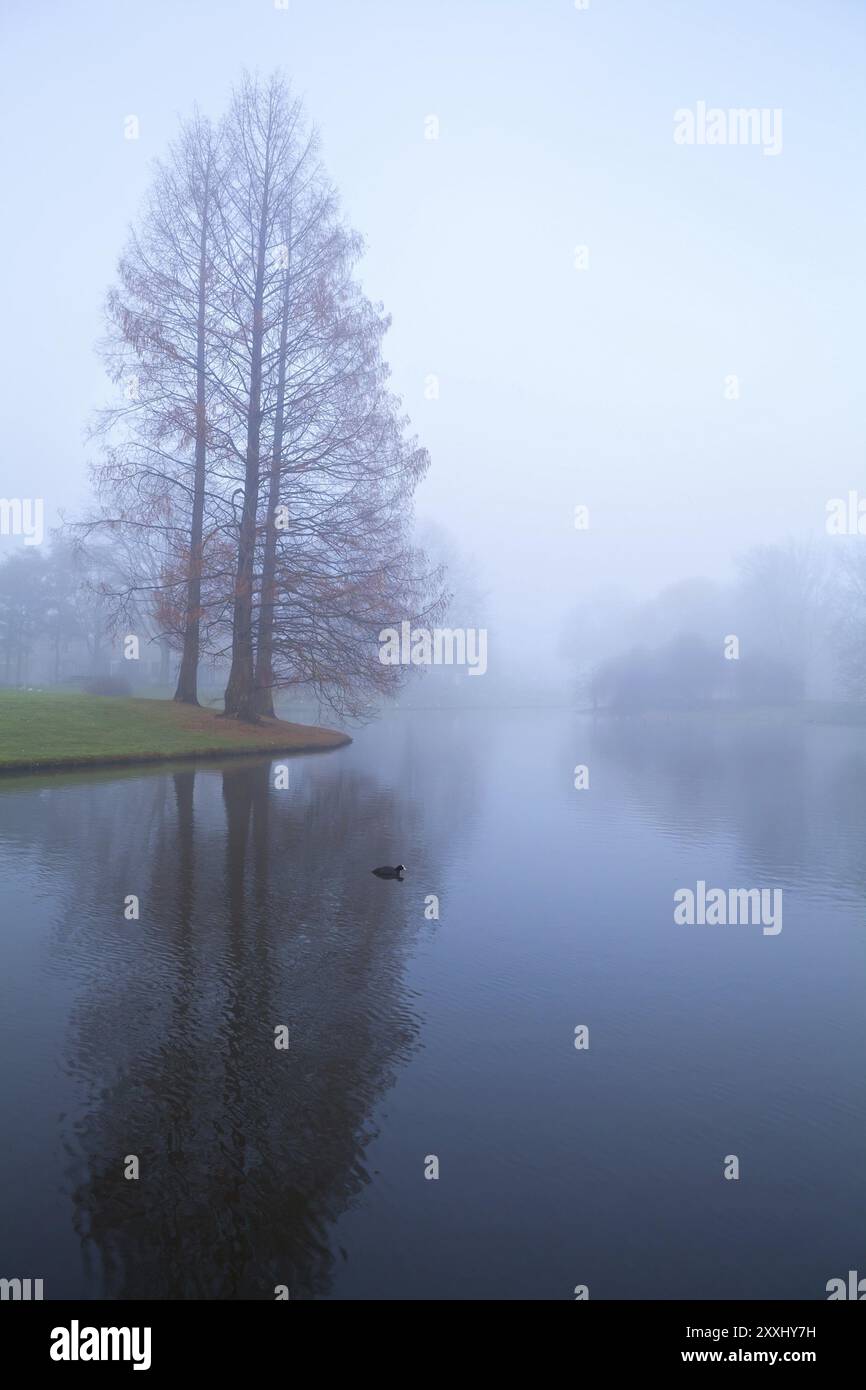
[
  {"left": 220, "top": 75, "right": 309, "bottom": 720},
  {"left": 91, "top": 72, "right": 444, "bottom": 722},
  {"left": 93, "top": 111, "right": 228, "bottom": 703},
  {"left": 172, "top": 116, "right": 220, "bottom": 703}
]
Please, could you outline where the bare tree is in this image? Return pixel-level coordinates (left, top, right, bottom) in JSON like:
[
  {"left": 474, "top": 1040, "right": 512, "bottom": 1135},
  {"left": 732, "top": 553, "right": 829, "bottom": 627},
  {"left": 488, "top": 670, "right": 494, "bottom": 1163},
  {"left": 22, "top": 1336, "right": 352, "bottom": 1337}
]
[
  {"left": 92, "top": 111, "right": 227, "bottom": 703},
  {"left": 219, "top": 74, "right": 310, "bottom": 720},
  {"left": 90, "top": 71, "right": 444, "bottom": 724}
]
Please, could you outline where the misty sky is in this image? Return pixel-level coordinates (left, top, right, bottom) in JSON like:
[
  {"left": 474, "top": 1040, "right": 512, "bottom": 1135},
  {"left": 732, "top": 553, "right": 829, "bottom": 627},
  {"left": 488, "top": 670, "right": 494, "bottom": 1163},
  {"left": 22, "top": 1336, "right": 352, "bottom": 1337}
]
[{"left": 1, "top": 0, "right": 864, "bottom": 669}]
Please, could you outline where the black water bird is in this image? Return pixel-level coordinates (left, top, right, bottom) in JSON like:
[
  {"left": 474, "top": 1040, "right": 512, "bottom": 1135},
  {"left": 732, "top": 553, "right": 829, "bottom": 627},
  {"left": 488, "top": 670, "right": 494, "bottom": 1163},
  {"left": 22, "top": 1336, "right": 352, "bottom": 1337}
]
[{"left": 372, "top": 864, "right": 405, "bottom": 880}]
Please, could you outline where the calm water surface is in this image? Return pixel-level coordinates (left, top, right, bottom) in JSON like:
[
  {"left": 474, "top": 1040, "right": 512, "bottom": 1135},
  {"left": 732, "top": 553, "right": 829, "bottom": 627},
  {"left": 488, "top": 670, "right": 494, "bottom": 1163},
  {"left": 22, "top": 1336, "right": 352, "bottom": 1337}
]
[{"left": 0, "top": 709, "right": 863, "bottom": 1299}]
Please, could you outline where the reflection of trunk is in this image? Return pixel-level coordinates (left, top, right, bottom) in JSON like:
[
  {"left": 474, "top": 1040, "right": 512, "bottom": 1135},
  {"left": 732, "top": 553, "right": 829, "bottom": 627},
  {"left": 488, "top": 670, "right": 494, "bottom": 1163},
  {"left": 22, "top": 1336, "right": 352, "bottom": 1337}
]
[
  {"left": 223, "top": 762, "right": 272, "bottom": 985},
  {"left": 254, "top": 213, "right": 291, "bottom": 718},
  {"left": 49, "top": 724, "right": 448, "bottom": 1298},
  {"left": 222, "top": 766, "right": 254, "bottom": 925},
  {"left": 250, "top": 761, "right": 271, "bottom": 891},
  {"left": 171, "top": 770, "right": 197, "bottom": 1092},
  {"left": 175, "top": 157, "right": 212, "bottom": 706},
  {"left": 173, "top": 770, "right": 196, "bottom": 924},
  {"left": 249, "top": 764, "right": 273, "bottom": 1008},
  {"left": 220, "top": 766, "right": 257, "bottom": 1218}
]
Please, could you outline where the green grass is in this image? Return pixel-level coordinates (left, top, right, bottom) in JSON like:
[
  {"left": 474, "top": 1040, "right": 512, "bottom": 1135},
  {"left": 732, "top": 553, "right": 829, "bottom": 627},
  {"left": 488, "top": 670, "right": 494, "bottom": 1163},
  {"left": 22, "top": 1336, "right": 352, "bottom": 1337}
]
[{"left": 0, "top": 692, "right": 350, "bottom": 772}]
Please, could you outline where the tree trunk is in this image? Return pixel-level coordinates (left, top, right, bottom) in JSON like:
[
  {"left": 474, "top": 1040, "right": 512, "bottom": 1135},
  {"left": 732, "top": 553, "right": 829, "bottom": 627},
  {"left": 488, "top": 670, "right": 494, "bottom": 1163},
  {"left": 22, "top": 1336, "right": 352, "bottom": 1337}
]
[
  {"left": 224, "top": 166, "right": 270, "bottom": 723},
  {"left": 254, "top": 212, "right": 291, "bottom": 718},
  {"left": 174, "top": 158, "right": 211, "bottom": 705}
]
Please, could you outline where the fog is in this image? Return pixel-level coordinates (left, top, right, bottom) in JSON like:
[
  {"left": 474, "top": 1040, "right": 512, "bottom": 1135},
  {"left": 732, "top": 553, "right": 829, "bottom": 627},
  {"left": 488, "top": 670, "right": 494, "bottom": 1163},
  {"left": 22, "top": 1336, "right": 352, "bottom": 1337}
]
[
  {"left": 3, "top": 3, "right": 866, "bottom": 1320},
  {"left": 1, "top": 0, "right": 864, "bottom": 700}
]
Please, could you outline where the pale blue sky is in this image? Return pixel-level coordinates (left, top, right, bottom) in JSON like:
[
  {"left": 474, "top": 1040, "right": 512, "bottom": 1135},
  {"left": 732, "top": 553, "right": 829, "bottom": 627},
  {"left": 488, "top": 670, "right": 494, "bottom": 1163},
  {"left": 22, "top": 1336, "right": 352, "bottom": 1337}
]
[{"left": 1, "top": 0, "right": 863, "bottom": 662}]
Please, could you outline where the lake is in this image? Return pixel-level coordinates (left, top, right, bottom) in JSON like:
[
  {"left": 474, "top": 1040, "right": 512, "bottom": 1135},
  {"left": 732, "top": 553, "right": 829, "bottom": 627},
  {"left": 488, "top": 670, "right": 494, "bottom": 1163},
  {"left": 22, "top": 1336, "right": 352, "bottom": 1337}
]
[{"left": 0, "top": 708, "right": 863, "bottom": 1299}]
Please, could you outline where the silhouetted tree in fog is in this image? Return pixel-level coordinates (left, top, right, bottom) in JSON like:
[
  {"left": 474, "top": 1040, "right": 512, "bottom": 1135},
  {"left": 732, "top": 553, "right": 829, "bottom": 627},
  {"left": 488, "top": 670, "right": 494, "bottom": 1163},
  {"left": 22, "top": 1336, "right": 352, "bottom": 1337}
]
[
  {"left": 92, "top": 112, "right": 226, "bottom": 705},
  {"left": 88, "top": 71, "right": 441, "bottom": 722}
]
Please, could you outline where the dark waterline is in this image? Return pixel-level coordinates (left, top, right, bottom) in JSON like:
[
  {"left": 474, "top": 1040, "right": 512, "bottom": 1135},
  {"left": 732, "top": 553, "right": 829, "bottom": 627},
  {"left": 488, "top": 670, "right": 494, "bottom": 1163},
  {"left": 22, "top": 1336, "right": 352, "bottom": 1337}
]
[{"left": 0, "top": 709, "right": 863, "bottom": 1299}]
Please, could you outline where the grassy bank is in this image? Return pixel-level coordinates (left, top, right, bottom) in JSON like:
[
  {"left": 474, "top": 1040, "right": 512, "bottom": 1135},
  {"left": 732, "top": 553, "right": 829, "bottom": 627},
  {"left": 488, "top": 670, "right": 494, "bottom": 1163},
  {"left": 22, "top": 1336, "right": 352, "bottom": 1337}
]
[{"left": 0, "top": 692, "right": 350, "bottom": 772}]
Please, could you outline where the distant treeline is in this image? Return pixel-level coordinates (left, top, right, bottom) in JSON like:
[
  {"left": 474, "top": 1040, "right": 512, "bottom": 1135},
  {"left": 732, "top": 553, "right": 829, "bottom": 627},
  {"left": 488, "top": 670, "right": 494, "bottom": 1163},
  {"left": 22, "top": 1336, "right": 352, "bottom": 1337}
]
[
  {"left": 0, "top": 543, "right": 173, "bottom": 689},
  {"left": 568, "top": 539, "right": 866, "bottom": 712}
]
